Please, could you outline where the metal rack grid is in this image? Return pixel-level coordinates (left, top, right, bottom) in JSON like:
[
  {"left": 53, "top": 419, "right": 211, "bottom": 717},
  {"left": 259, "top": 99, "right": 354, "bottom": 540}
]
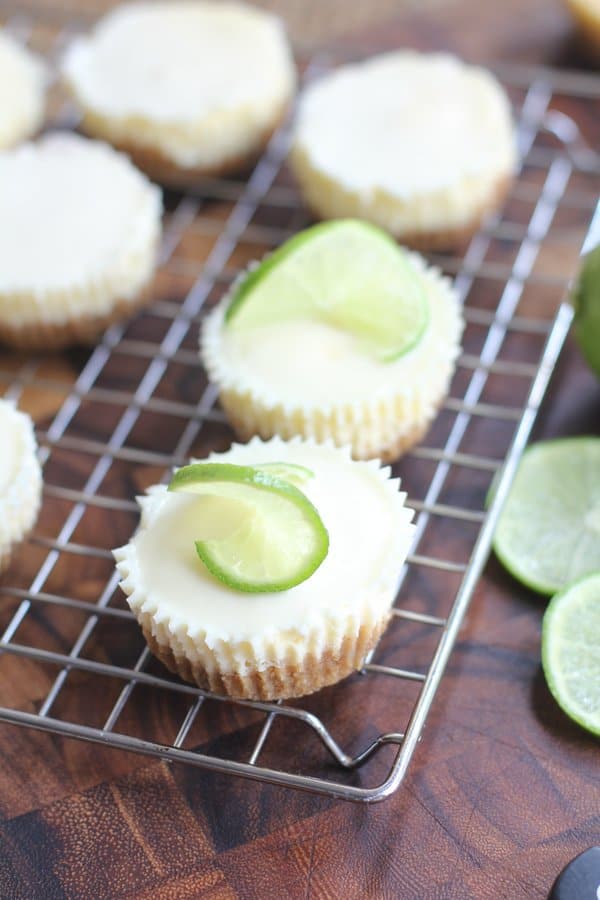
[{"left": 0, "top": 9, "right": 599, "bottom": 802}]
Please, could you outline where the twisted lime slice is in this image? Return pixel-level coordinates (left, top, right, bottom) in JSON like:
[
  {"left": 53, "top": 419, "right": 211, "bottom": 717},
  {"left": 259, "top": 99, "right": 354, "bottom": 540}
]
[
  {"left": 225, "top": 219, "right": 428, "bottom": 362},
  {"left": 493, "top": 438, "right": 600, "bottom": 595},
  {"left": 168, "top": 462, "right": 328, "bottom": 593},
  {"left": 542, "top": 572, "right": 600, "bottom": 736}
]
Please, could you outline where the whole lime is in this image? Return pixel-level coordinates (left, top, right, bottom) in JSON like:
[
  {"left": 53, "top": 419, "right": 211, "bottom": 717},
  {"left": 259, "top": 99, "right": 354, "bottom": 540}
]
[{"left": 573, "top": 242, "right": 600, "bottom": 377}]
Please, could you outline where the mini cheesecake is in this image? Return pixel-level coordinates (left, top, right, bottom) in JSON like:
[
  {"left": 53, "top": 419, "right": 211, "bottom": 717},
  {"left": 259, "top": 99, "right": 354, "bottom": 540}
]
[
  {"left": 202, "top": 246, "right": 463, "bottom": 461},
  {"left": 0, "top": 29, "right": 46, "bottom": 149},
  {"left": 114, "top": 438, "right": 415, "bottom": 700},
  {"left": 290, "top": 51, "right": 517, "bottom": 250},
  {"left": 0, "top": 133, "right": 162, "bottom": 349},
  {"left": 0, "top": 400, "right": 42, "bottom": 572},
  {"left": 61, "top": 1, "right": 296, "bottom": 185}
]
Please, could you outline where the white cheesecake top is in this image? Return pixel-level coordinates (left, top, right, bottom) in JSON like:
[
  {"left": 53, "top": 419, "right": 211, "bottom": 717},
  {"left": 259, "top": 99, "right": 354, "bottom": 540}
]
[
  {"left": 0, "top": 30, "right": 46, "bottom": 149},
  {"left": 292, "top": 51, "right": 516, "bottom": 198},
  {"left": 0, "top": 133, "right": 162, "bottom": 297},
  {"left": 62, "top": 1, "right": 295, "bottom": 123},
  {"left": 114, "top": 439, "right": 415, "bottom": 643},
  {"left": 203, "top": 252, "right": 462, "bottom": 410}
]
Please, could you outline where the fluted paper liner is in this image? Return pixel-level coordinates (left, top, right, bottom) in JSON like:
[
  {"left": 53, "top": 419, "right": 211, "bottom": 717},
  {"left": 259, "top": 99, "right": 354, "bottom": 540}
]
[
  {"left": 201, "top": 251, "right": 463, "bottom": 461},
  {"left": 290, "top": 147, "right": 513, "bottom": 251},
  {"left": 72, "top": 106, "right": 289, "bottom": 186},
  {"left": 114, "top": 437, "right": 416, "bottom": 700}
]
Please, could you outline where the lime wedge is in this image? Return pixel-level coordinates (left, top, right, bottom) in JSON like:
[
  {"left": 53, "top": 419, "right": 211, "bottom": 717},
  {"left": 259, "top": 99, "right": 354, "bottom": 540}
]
[
  {"left": 542, "top": 572, "right": 600, "bottom": 736},
  {"left": 225, "top": 219, "right": 428, "bottom": 362},
  {"left": 493, "top": 438, "right": 600, "bottom": 595},
  {"left": 168, "top": 462, "right": 328, "bottom": 593}
]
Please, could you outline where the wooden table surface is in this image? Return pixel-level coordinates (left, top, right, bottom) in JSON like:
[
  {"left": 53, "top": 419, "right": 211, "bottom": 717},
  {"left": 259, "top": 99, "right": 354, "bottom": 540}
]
[{"left": 1, "top": 2, "right": 599, "bottom": 898}]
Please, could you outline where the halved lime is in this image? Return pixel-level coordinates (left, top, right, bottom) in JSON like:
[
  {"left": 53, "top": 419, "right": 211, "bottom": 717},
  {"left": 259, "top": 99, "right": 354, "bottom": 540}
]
[
  {"left": 541, "top": 572, "right": 600, "bottom": 736},
  {"left": 225, "top": 219, "right": 428, "bottom": 362},
  {"left": 168, "top": 462, "right": 328, "bottom": 593},
  {"left": 573, "top": 242, "right": 600, "bottom": 379},
  {"left": 493, "top": 438, "right": 600, "bottom": 595}
]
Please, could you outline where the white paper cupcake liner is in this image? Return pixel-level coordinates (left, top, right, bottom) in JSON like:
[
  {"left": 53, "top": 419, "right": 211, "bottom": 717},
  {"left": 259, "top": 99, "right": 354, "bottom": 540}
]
[{"left": 290, "top": 145, "right": 513, "bottom": 250}]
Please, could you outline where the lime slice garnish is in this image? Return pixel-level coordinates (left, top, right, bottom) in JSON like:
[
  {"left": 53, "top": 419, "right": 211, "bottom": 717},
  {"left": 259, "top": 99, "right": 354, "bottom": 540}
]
[
  {"left": 168, "top": 462, "right": 328, "bottom": 593},
  {"left": 573, "top": 242, "right": 600, "bottom": 379},
  {"left": 542, "top": 571, "right": 600, "bottom": 736},
  {"left": 225, "top": 219, "right": 428, "bottom": 362},
  {"left": 255, "top": 461, "right": 314, "bottom": 487},
  {"left": 493, "top": 438, "right": 600, "bottom": 595}
]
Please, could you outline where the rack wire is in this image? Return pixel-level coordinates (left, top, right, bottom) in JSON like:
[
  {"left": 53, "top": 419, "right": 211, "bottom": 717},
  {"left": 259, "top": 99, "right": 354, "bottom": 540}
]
[{"left": 0, "top": 7, "right": 599, "bottom": 802}]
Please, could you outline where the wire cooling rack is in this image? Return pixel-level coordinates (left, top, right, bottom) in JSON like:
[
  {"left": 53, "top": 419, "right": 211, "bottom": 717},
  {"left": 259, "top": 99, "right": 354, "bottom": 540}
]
[{"left": 0, "top": 9, "right": 599, "bottom": 803}]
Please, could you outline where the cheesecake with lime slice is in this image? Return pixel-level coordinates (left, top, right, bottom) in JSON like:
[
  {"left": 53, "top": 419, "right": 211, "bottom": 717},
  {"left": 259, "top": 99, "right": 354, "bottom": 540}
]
[
  {"left": 201, "top": 219, "right": 463, "bottom": 460},
  {"left": 114, "top": 437, "right": 415, "bottom": 700}
]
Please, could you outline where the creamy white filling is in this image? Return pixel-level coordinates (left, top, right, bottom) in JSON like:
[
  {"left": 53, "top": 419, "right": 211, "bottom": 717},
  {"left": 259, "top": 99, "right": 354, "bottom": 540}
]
[
  {"left": 293, "top": 52, "right": 516, "bottom": 199},
  {"left": 205, "top": 253, "right": 461, "bottom": 409},
  {"left": 62, "top": 2, "right": 296, "bottom": 167},
  {"left": 0, "top": 133, "right": 162, "bottom": 299},
  {"left": 0, "top": 30, "right": 46, "bottom": 149},
  {"left": 115, "top": 441, "right": 414, "bottom": 643}
]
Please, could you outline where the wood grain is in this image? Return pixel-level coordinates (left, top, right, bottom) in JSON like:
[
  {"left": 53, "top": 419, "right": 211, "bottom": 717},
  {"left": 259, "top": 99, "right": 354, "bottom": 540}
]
[{"left": 0, "top": 2, "right": 599, "bottom": 898}]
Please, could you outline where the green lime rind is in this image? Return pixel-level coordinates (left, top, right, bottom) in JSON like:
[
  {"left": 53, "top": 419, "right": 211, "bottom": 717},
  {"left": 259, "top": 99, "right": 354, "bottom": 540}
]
[
  {"left": 168, "top": 462, "right": 329, "bottom": 593},
  {"left": 224, "top": 219, "right": 428, "bottom": 363},
  {"left": 541, "top": 571, "right": 600, "bottom": 736},
  {"left": 492, "top": 437, "right": 600, "bottom": 596},
  {"left": 573, "top": 243, "right": 600, "bottom": 379}
]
